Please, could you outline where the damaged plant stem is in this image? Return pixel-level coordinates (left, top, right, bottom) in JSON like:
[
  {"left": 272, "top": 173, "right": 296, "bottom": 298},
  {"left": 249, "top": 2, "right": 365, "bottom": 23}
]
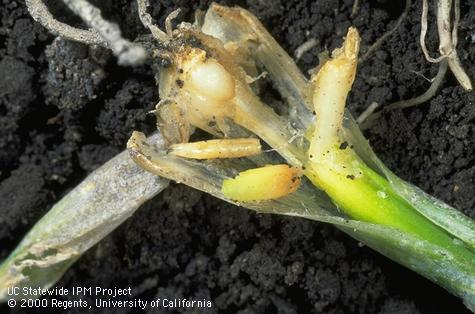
[
  {"left": 2, "top": 0, "right": 475, "bottom": 311},
  {"left": 128, "top": 4, "right": 475, "bottom": 310}
]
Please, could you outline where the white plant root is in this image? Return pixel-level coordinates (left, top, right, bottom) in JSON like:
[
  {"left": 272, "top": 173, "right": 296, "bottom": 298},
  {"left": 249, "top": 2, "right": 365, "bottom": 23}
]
[
  {"left": 25, "top": 0, "right": 104, "bottom": 46},
  {"left": 359, "top": 0, "right": 470, "bottom": 127},
  {"left": 359, "top": 60, "right": 448, "bottom": 129},
  {"left": 420, "top": 0, "right": 472, "bottom": 90},
  {"left": 25, "top": 0, "right": 147, "bottom": 66},
  {"left": 136, "top": 0, "right": 169, "bottom": 42}
]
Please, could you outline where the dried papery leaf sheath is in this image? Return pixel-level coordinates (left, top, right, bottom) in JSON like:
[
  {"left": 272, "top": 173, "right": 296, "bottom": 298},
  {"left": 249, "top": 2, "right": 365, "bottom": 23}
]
[{"left": 0, "top": 133, "right": 168, "bottom": 299}]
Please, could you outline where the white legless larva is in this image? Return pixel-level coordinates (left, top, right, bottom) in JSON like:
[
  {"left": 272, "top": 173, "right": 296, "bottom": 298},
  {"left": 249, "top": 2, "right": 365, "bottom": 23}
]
[
  {"left": 188, "top": 58, "right": 236, "bottom": 101},
  {"left": 221, "top": 164, "right": 302, "bottom": 201},
  {"left": 168, "top": 138, "right": 261, "bottom": 159}
]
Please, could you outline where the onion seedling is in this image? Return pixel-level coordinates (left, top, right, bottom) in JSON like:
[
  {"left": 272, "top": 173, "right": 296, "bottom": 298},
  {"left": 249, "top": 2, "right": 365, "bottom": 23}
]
[{"left": 128, "top": 4, "right": 475, "bottom": 310}]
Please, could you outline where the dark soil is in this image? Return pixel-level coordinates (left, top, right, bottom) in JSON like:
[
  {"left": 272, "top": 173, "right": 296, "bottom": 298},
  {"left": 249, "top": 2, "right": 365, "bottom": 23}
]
[{"left": 1, "top": 0, "right": 474, "bottom": 313}]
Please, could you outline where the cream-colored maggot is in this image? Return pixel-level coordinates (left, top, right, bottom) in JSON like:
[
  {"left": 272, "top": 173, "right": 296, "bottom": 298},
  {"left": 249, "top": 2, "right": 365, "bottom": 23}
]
[{"left": 168, "top": 138, "right": 261, "bottom": 160}]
